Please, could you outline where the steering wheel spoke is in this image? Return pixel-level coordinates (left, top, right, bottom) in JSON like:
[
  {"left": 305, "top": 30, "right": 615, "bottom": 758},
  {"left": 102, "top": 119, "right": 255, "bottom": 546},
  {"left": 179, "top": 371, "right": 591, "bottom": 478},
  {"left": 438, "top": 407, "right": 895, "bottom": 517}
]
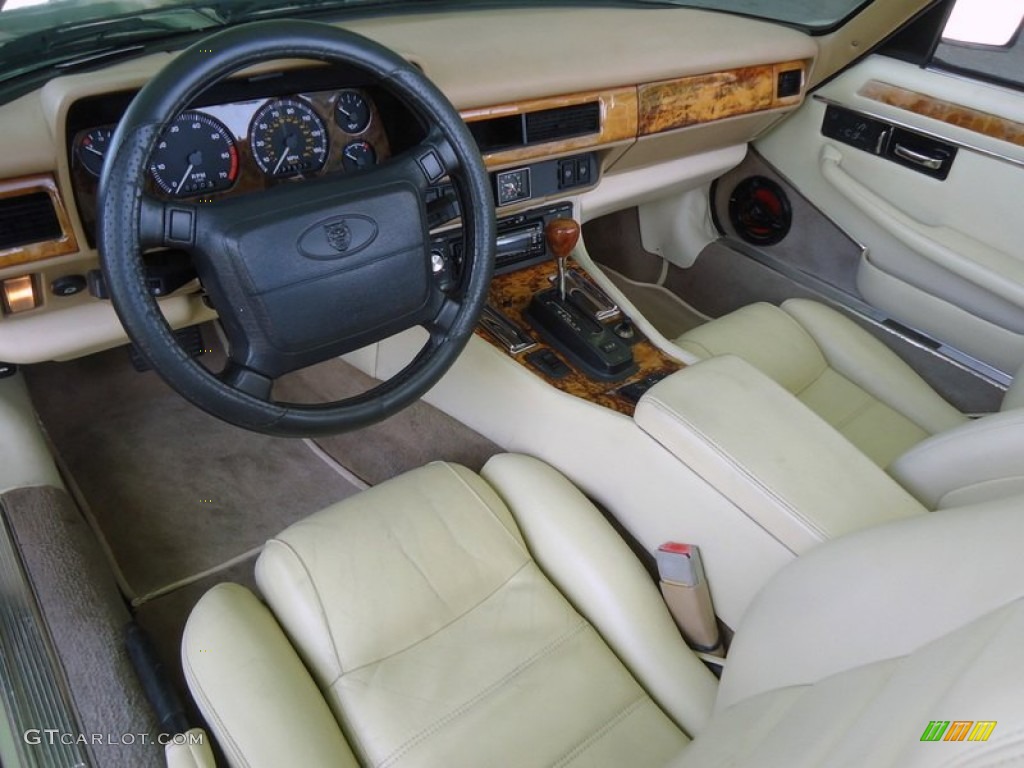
[
  {"left": 138, "top": 194, "right": 202, "bottom": 250},
  {"left": 218, "top": 360, "right": 275, "bottom": 402}
]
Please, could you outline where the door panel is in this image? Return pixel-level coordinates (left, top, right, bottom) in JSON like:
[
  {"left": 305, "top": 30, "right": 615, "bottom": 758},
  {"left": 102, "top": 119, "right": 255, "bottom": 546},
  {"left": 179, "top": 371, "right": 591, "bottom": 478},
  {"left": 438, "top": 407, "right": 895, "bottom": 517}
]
[{"left": 755, "top": 54, "right": 1024, "bottom": 374}]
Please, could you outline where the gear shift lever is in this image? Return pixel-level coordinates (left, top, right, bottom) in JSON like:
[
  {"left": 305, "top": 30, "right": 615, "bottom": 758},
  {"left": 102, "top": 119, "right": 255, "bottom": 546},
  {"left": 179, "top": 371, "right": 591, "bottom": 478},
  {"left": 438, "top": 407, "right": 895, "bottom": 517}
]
[
  {"left": 545, "top": 218, "right": 579, "bottom": 301},
  {"left": 524, "top": 217, "right": 635, "bottom": 380}
]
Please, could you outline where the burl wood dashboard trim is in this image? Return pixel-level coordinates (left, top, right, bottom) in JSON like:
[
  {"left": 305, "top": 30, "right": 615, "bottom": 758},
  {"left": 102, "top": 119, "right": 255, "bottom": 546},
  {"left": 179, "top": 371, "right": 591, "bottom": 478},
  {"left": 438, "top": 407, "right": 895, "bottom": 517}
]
[
  {"left": 638, "top": 60, "right": 807, "bottom": 136},
  {"left": 0, "top": 175, "right": 79, "bottom": 270},
  {"left": 460, "top": 59, "right": 807, "bottom": 168},
  {"left": 478, "top": 258, "right": 683, "bottom": 416},
  {"left": 461, "top": 86, "right": 638, "bottom": 169},
  {"left": 859, "top": 80, "right": 1024, "bottom": 149}
]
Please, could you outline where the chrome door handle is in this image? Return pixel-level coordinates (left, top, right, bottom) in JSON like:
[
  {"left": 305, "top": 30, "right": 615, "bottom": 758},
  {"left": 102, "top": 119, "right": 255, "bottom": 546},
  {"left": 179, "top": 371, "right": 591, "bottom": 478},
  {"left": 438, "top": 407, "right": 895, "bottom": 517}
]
[{"left": 893, "top": 144, "right": 944, "bottom": 170}]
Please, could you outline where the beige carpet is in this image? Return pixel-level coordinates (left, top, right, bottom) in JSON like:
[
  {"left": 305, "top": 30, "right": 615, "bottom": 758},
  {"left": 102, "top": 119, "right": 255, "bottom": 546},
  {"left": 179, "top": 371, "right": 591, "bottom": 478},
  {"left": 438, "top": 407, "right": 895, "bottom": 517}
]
[
  {"left": 26, "top": 345, "right": 501, "bottom": 600},
  {"left": 26, "top": 349, "right": 363, "bottom": 600},
  {"left": 277, "top": 357, "right": 502, "bottom": 486},
  {"left": 601, "top": 268, "right": 707, "bottom": 340}
]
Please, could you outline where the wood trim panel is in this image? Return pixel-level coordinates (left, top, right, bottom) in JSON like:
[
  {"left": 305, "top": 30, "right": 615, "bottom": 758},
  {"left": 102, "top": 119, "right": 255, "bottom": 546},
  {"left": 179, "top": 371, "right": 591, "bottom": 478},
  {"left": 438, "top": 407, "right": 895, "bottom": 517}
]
[
  {"left": 478, "top": 259, "right": 682, "bottom": 415},
  {"left": 859, "top": 80, "right": 1024, "bottom": 148},
  {"left": 0, "top": 175, "right": 79, "bottom": 270},
  {"left": 460, "top": 87, "right": 638, "bottom": 168},
  {"left": 637, "top": 59, "right": 807, "bottom": 136}
]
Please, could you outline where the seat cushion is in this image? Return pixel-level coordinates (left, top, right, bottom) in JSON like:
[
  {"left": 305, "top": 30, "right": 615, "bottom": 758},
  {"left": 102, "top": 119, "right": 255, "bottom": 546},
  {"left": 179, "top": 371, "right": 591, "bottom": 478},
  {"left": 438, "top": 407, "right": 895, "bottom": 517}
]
[
  {"left": 255, "top": 461, "right": 688, "bottom": 768},
  {"left": 672, "top": 492, "right": 1024, "bottom": 767},
  {"left": 676, "top": 300, "right": 967, "bottom": 466}
]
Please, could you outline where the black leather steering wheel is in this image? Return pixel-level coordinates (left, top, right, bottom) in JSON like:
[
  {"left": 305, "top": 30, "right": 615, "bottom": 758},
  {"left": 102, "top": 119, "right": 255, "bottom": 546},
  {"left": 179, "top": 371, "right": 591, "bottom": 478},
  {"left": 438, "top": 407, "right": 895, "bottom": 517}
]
[{"left": 99, "top": 20, "right": 495, "bottom": 436}]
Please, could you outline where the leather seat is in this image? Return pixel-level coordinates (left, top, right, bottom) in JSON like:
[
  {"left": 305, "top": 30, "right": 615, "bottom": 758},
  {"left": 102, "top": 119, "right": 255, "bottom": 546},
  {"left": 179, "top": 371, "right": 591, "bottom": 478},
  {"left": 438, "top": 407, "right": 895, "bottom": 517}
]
[
  {"left": 675, "top": 299, "right": 1024, "bottom": 506},
  {"left": 182, "top": 454, "right": 1024, "bottom": 767}
]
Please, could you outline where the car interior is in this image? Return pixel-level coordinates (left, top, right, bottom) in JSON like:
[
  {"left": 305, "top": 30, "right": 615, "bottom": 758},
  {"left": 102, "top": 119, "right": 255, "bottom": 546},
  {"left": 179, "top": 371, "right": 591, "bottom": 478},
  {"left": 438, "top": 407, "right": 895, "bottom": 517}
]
[{"left": 1, "top": 0, "right": 1023, "bottom": 765}]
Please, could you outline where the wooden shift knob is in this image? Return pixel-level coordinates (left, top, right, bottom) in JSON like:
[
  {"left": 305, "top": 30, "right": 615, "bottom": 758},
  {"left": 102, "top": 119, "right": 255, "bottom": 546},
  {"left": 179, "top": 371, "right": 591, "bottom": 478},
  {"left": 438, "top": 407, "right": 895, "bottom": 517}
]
[{"left": 545, "top": 218, "right": 580, "bottom": 259}]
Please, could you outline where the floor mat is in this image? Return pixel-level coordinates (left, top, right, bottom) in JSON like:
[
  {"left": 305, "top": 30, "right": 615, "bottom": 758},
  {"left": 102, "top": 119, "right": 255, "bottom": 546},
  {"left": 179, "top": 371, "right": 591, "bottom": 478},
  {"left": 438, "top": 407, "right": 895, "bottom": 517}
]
[{"left": 25, "top": 348, "right": 362, "bottom": 600}]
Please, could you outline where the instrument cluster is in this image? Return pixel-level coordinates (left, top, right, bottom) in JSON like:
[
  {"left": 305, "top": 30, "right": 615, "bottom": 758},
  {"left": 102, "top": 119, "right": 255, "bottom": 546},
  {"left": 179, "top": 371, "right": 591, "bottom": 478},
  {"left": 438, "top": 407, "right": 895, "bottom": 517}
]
[{"left": 69, "top": 86, "right": 391, "bottom": 241}]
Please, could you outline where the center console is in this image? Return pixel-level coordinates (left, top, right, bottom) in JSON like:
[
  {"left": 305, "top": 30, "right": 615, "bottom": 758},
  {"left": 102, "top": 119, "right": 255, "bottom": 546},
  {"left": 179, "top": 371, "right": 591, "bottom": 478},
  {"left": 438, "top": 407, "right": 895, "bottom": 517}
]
[{"left": 434, "top": 202, "right": 682, "bottom": 415}]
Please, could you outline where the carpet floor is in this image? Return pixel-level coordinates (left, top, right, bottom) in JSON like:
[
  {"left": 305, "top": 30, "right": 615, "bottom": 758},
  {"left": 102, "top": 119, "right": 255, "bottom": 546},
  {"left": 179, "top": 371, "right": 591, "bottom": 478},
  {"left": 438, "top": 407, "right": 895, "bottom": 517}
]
[{"left": 26, "top": 348, "right": 362, "bottom": 601}]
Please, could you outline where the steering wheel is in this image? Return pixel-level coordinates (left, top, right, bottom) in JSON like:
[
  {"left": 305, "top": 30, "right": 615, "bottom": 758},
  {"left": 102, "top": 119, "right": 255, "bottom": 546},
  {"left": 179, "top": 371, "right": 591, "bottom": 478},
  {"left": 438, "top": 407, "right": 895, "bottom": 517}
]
[{"left": 99, "top": 20, "right": 495, "bottom": 437}]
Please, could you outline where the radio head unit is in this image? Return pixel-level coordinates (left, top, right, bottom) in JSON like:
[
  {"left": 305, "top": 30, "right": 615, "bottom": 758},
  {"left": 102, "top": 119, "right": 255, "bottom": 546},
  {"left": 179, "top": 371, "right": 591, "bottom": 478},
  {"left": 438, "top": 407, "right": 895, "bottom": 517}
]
[{"left": 430, "top": 201, "right": 573, "bottom": 280}]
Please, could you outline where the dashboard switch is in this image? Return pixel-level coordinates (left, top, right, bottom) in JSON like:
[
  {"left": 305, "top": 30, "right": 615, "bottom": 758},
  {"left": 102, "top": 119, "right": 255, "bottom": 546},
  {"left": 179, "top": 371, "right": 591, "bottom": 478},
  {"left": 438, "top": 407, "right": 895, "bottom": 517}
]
[
  {"left": 558, "top": 160, "right": 576, "bottom": 188},
  {"left": 51, "top": 274, "right": 87, "bottom": 297},
  {"left": 418, "top": 150, "right": 445, "bottom": 182},
  {"left": 168, "top": 208, "right": 194, "bottom": 243},
  {"left": 575, "top": 158, "right": 591, "bottom": 185}
]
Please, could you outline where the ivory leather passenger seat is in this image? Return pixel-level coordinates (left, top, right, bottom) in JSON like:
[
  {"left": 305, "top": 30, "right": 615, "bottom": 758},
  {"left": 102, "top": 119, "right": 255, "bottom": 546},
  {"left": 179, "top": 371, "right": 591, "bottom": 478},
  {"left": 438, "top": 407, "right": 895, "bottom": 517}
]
[{"left": 676, "top": 299, "right": 1024, "bottom": 508}]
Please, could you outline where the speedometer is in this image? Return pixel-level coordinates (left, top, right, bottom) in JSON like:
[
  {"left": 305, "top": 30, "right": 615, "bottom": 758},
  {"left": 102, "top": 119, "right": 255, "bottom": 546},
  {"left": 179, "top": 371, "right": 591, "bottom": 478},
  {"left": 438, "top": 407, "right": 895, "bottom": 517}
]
[
  {"left": 249, "top": 98, "right": 329, "bottom": 179},
  {"left": 149, "top": 112, "right": 238, "bottom": 198}
]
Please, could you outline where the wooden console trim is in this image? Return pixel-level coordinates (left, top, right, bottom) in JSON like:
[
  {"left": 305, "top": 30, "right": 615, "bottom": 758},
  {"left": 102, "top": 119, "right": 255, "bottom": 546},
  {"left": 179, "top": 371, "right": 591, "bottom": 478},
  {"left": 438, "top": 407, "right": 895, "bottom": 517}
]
[
  {"left": 477, "top": 259, "right": 683, "bottom": 416},
  {"left": 460, "top": 87, "right": 638, "bottom": 169},
  {"left": 0, "top": 175, "right": 79, "bottom": 270},
  {"left": 859, "top": 80, "right": 1024, "bottom": 148},
  {"left": 637, "top": 59, "right": 807, "bottom": 136}
]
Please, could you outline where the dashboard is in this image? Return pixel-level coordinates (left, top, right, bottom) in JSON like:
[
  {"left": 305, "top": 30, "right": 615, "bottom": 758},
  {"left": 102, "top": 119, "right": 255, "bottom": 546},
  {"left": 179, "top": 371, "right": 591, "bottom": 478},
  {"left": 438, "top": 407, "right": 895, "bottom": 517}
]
[
  {"left": 65, "top": 67, "right": 404, "bottom": 245},
  {"left": 0, "top": 6, "right": 821, "bottom": 365}
]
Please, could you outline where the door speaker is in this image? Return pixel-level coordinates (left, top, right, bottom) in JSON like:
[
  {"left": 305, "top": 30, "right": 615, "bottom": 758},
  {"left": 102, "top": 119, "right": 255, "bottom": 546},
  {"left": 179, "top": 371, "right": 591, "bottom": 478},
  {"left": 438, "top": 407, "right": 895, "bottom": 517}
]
[{"left": 728, "top": 176, "right": 792, "bottom": 246}]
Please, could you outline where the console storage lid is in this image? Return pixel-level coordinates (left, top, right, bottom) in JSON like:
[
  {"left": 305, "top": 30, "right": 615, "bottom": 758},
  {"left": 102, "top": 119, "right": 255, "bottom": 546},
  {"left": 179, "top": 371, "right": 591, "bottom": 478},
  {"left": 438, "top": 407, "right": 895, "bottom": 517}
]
[{"left": 634, "top": 355, "right": 926, "bottom": 553}]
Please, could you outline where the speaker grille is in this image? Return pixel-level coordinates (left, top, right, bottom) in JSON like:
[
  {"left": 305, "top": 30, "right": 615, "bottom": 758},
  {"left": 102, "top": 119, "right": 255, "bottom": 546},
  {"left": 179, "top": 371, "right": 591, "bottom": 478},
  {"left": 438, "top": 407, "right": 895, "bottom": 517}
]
[{"left": 728, "top": 176, "right": 792, "bottom": 246}]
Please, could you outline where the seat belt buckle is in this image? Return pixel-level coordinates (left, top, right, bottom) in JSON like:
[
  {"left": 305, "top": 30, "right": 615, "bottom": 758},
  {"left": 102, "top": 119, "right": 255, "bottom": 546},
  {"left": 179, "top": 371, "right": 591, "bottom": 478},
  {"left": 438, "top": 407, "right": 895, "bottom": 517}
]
[{"left": 656, "top": 542, "right": 723, "bottom": 657}]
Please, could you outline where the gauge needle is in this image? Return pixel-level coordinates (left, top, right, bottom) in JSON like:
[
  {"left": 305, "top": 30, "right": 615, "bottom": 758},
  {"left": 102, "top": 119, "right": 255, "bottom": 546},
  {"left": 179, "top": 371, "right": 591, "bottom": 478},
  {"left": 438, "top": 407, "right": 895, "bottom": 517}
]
[
  {"left": 84, "top": 145, "right": 105, "bottom": 157},
  {"left": 175, "top": 163, "right": 194, "bottom": 195},
  {"left": 272, "top": 149, "right": 291, "bottom": 175},
  {"left": 338, "top": 106, "right": 352, "bottom": 117}
]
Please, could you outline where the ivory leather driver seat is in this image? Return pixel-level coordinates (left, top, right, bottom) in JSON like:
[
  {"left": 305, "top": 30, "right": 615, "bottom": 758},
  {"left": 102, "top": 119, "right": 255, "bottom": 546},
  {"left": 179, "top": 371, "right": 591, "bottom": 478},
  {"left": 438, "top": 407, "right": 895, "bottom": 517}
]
[{"left": 182, "top": 454, "right": 1024, "bottom": 767}]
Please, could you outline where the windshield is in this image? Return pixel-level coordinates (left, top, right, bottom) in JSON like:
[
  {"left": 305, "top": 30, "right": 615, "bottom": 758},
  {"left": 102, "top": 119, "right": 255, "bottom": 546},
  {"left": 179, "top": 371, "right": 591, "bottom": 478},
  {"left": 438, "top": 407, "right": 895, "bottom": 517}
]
[
  {"left": 0, "top": 0, "right": 874, "bottom": 37},
  {"left": 0, "top": 0, "right": 871, "bottom": 96}
]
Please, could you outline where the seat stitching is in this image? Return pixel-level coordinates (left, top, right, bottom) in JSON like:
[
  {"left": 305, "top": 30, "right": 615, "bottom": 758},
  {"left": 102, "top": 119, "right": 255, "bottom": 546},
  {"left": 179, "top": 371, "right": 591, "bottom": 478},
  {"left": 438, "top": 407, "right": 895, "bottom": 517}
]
[
  {"left": 436, "top": 462, "right": 530, "bottom": 556},
  {"left": 549, "top": 694, "right": 648, "bottom": 768},
  {"left": 265, "top": 538, "right": 348, "bottom": 681},
  {"left": 790, "top": 363, "right": 830, "bottom": 399},
  {"left": 181, "top": 635, "right": 252, "bottom": 768},
  {"left": 642, "top": 396, "right": 827, "bottom": 542},
  {"left": 376, "top": 619, "right": 590, "bottom": 768},
  {"left": 340, "top": 559, "right": 534, "bottom": 677}
]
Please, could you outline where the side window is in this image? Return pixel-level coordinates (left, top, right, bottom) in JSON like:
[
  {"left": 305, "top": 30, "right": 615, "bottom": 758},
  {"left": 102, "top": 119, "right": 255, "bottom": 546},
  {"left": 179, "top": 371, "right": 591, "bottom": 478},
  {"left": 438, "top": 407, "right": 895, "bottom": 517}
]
[{"left": 932, "top": 0, "right": 1024, "bottom": 89}]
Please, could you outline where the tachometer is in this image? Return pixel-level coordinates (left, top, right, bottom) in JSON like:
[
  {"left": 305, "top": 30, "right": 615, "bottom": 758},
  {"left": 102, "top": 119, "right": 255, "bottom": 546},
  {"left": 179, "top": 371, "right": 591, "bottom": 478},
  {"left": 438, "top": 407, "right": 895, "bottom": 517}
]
[
  {"left": 249, "top": 98, "right": 329, "bottom": 179},
  {"left": 149, "top": 112, "right": 238, "bottom": 198}
]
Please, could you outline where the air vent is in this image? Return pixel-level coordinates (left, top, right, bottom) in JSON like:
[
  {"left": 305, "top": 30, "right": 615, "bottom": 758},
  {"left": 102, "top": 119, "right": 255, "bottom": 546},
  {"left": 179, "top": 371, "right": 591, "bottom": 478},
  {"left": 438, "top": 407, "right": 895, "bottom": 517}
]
[
  {"left": 0, "top": 192, "right": 62, "bottom": 250},
  {"left": 524, "top": 102, "right": 600, "bottom": 144},
  {"left": 468, "top": 101, "right": 602, "bottom": 154}
]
